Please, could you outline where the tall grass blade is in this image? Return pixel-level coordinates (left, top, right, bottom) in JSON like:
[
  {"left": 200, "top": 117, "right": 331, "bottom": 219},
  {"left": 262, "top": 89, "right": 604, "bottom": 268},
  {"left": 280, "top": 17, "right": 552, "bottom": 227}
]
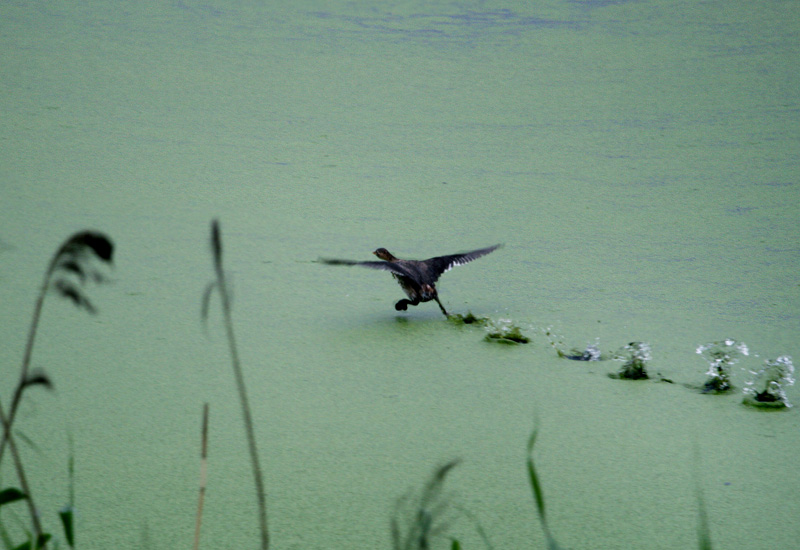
[
  {"left": 692, "top": 443, "right": 713, "bottom": 550},
  {"left": 58, "top": 433, "right": 76, "bottom": 548},
  {"left": 204, "top": 220, "right": 268, "bottom": 549},
  {"left": 58, "top": 508, "right": 74, "bottom": 548},
  {"left": 526, "top": 430, "right": 546, "bottom": 522},
  {"left": 392, "top": 460, "right": 462, "bottom": 550},
  {"left": 696, "top": 491, "right": 713, "bottom": 550},
  {"left": 526, "top": 425, "right": 563, "bottom": 550}
]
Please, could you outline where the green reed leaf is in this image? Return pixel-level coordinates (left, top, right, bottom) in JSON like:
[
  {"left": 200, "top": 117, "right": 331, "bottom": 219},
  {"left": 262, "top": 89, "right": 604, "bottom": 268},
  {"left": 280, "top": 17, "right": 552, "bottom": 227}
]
[{"left": 0, "top": 487, "right": 26, "bottom": 507}]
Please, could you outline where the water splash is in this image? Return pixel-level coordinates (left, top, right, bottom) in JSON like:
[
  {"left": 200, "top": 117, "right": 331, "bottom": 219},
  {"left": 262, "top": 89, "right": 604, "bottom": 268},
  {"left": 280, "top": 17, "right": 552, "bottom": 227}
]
[
  {"left": 610, "top": 341, "right": 651, "bottom": 379},
  {"left": 542, "top": 328, "right": 602, "bottom": 360},
  {"left": 568, "top": 340, "right": 602, "bottom": 361},
  {"left": 743, "top": 355, "right": 795, "bottom": 408},
  {"left": 542, "top": 326, "right": 566, "bottom": 355},
  {"left": 696, "top": 338, "right": 749, "bottom": 393}
]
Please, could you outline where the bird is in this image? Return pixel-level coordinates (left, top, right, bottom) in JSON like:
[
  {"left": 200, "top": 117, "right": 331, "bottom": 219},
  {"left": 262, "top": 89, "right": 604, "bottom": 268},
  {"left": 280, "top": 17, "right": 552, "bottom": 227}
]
[{"left": 319, "top": 244, "right": 501, "bottom": 317}]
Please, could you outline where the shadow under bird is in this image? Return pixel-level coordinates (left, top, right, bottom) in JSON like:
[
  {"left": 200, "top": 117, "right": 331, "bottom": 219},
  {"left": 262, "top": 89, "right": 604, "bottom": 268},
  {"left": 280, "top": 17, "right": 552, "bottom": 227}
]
[{"left": 320, "top": 244, "right": 502, "bottom": 317}]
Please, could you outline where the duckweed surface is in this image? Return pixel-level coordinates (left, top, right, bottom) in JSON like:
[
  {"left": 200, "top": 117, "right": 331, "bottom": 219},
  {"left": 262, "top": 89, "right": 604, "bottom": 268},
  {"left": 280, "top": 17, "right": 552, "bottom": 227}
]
[{"left": 1, "top": 1, "right": 798, "bottom": 549}]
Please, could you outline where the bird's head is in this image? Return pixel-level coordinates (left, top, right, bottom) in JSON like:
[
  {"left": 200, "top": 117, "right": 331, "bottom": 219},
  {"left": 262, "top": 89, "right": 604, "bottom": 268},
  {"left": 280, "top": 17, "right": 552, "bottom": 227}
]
[{"left": 373, "top": 248, "right": 397, "bottom": 261}]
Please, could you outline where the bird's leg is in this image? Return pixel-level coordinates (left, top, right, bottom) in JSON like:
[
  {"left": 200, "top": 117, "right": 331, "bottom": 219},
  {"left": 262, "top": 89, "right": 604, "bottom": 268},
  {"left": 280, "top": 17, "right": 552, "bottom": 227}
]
[{"left": 433, "top": 296, "right": 449, "bottom": 317}]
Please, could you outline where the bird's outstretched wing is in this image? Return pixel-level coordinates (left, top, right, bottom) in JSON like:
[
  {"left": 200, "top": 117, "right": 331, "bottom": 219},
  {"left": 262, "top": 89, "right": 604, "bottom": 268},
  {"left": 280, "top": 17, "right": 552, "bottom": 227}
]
[
  {"left": 425, "top": 244, "right": 502, "bottom": 282},
  {"left": 318, "top": 258, "right": 415, "bottom": 280}
]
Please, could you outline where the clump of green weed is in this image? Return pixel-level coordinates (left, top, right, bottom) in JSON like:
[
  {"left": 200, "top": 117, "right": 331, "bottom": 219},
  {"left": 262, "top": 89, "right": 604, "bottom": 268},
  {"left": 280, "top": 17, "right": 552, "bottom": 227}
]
[
  {"left": 484, "top": 319, "right": 530, "bottom": 344},
  {"left": 448, "top": 311, "right": 490, "bottom": 326},
  {"left": 609, "top": 342, "right": 651, "bottom": 380}
]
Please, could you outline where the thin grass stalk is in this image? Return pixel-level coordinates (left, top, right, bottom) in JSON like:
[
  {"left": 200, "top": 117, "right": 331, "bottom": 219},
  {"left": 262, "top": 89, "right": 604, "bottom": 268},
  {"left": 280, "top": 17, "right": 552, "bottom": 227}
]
[
  {"left": 0, "top": 255, "right": 66, "bottom": 548},
  {"left": 0, "top": 254, "right": 61, "bottom": 549},
  {"left": 208, "top": 220, "right": 269, "bottom": 550},
  {"left": 0, "top": 272, "right": 50, "bottom": 464},
  {"left": 193, "top": 403, "right": 210, "bottom": 550}
]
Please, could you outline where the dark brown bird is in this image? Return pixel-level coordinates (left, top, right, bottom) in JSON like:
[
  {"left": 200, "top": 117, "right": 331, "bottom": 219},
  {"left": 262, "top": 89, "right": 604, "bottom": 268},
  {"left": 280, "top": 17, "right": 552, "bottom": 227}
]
[{"left": 320, "top": 244, "right": 501, "bottom": 317}]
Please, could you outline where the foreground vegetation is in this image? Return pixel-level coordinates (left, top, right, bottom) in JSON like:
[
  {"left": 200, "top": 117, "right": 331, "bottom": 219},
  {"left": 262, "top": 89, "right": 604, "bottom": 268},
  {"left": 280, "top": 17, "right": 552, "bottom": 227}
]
[{"left": 3, "top": 222, "right": 769, "bottom": 549}]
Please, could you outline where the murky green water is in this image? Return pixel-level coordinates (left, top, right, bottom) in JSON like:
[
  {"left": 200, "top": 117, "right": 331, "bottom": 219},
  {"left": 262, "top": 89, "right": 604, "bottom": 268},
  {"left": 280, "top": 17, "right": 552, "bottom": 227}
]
[{"left": 2, "top": 1, "right": 798, "bottom": 548}]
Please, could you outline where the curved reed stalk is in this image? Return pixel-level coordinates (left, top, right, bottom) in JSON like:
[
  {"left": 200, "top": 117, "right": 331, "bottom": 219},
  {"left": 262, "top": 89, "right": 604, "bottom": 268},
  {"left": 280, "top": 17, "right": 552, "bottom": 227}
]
[{"left": 203, "top": 220, "right": 269, "bottom": 549}]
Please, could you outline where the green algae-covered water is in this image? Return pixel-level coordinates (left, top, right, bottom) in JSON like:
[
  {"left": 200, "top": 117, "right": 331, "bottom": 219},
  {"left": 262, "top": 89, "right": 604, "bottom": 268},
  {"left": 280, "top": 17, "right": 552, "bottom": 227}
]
[{"left": 1, "top": 1, "right": 798, "bottom": 548}]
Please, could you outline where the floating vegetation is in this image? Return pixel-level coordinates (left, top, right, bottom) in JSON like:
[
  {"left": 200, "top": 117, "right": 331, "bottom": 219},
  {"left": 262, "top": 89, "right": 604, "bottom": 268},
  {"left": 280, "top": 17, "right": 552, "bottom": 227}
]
[
  {"left": 609, "top": 341, "right": 651, "bottom": 380},
  {"left": 447, "top": 311, "right": 490, "bottom": 326},
  {"left": 655, "top": 373, "right": 675, "bottom": 384},
  {"left": 696, "top": 339, "right": 749, "bottom": 393},
  {"left": 742, "top": 356, "right": 795, "bottom": 408},
  {"left": 484, "top": 319, "right": 530, "bottom": 344}
]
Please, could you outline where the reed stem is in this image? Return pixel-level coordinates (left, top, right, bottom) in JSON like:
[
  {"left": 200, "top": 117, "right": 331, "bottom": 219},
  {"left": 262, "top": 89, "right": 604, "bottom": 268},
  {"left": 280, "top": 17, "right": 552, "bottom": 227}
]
[
  {"left": 193, "top": 403, "right": 210, "bottom": 550},
  {"left": 209, "top": 220, "right": 269, "bottom": 549},
  {"left": 0, "top": 272, "right": 50, "bottom": 464}
]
